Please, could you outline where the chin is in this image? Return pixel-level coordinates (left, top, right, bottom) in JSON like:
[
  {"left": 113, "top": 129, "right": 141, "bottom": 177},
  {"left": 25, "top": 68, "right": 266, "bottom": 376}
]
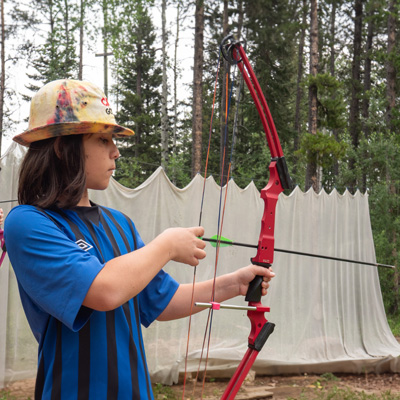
[{"left": 89, "top": 182, "right": 110, "bottom": 191}]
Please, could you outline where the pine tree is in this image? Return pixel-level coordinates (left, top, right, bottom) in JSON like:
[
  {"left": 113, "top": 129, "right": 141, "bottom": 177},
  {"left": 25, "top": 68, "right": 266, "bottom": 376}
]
[
  {"left": 109, "top": 0, "right": 162, "bottom": 188},
  {"left": 25, "top": 0, "right": 79, "bottom": 94}
]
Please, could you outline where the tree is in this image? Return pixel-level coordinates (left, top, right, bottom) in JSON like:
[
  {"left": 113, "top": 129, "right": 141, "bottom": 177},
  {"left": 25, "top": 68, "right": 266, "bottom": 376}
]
[
  {"left": 0, "top": 0, "right": 5, "bottom": 156},
  {"left": 347, "top": 0, "right": 363, "bottom": 193},
  {"left": 109, "top": 0, "right": 162, "bottom": 188},
  {"left": 160, "top": 0, "right": 169, "bottom": 170},
  {"left": 25, "top": 0, "right": 79, "bottom": 93},
  {"left": 305, "top": 0, "right": 319, "bottom": 192},
  {"left": 191, "top": 0, "right": 204, "bottom": 178},
  {"left": 293, "top": 0, "right": 308, "bottom": 177}
]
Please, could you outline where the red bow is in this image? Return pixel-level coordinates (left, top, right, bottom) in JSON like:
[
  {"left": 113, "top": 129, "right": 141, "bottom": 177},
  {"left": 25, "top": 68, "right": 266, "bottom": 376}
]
[{"left": 218, "top": 34, "right": 293, "bottom": 399}]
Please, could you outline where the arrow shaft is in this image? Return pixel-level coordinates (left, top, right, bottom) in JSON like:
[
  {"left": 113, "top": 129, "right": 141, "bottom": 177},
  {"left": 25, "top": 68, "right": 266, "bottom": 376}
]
[{"left": 202, "top": 237, "right": 395, "bottom": 269}]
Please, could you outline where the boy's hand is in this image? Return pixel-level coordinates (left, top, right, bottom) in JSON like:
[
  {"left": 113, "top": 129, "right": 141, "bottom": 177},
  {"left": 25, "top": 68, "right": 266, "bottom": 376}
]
[
  {"left": 235, "top": 265, "right": 275, "bottom": 297},
  {"left": 161, "top": 226, "right": 206, "bottom": 266}
]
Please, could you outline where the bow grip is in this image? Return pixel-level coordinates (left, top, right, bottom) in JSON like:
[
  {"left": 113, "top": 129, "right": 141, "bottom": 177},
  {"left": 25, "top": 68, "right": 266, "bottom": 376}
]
[{"left": 245, "top": 262, "right": 271, "bottom": 302}]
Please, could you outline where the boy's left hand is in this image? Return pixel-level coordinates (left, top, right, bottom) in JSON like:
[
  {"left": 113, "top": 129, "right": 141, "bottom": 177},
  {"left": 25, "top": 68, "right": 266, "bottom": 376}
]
[{"left": 235, "top": 265, "right": 275, "bottom": 297}]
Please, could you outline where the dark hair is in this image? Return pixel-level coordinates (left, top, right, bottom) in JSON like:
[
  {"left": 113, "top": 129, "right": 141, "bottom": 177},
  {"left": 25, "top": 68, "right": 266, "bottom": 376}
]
[{"left": 18, "top": 135, "right": 86, "bottom": 208}]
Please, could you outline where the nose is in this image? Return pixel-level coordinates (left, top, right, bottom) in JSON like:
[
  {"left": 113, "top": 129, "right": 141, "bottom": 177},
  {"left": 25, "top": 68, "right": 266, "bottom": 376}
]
[{"left": 111, "top": 142, "right": 120, "bottom": 159}]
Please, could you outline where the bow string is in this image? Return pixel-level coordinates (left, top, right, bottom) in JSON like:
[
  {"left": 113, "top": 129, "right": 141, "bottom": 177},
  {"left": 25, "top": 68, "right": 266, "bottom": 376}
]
[
  {"left": 183, "top": 34, "right": 294, "bottom": 400},
  {"left": 212, "top": 34, "right": 294, "bottom": 399}
]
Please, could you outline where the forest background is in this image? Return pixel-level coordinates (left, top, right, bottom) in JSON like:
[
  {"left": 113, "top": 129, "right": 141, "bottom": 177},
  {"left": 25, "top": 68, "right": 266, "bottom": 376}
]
[{"left": 0, "top": 0, "right": 399, "bottom": 330}]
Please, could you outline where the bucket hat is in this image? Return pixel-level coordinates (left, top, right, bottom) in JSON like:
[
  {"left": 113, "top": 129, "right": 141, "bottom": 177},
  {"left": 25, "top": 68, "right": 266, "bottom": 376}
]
[{"left": 13, "top": 79, "right": 134, "bottom": 146}]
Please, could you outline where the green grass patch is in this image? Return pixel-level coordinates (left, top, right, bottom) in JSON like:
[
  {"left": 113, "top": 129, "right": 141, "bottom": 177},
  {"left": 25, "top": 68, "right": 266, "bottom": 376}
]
[
  {"left": 152, "top": 382, "right": 177, "bottom": 399},
  {"left": 0, "top": 393, "right": 16, "bottom": 400},
  {"left": 289, "top": 386, "right": 400, "bottom": 400},
  {"left": 388, "top": 317, "right": 400, "bottom": 338}
]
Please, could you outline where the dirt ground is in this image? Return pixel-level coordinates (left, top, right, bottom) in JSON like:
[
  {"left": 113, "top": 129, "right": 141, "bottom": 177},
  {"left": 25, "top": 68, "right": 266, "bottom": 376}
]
[{"left": 1, "top": 371, "right": 400, "bottom": 400}]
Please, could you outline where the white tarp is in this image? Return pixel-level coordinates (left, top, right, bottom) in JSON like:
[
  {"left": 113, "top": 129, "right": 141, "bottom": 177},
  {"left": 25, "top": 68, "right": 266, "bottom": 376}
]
[{"left": 1, "top": 141, "right": 399, "bottom": 388}]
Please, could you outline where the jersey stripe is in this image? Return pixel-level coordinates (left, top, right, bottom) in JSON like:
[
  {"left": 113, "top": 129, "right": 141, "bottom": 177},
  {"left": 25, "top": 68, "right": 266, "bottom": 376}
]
[
  {"left": 101, "top": 208, "right": 150, "bottom": 398},
  {"left": 51, "top": 321, "right": 62, "bottom": 399},
  {"left": 100, "top": 207, "right": 133, "bottom": 252},
  {"left": 35, "top": 354, "right": 45, "bottom": 399},
  {"left": 51, "top": 210, "right": 95, "bottom": 400},
  {"left": 78, "top": 321, "right": 91, "bottom": 399},
  {"left": 106, "top": 310, "right": 118, "bottom": 399}
]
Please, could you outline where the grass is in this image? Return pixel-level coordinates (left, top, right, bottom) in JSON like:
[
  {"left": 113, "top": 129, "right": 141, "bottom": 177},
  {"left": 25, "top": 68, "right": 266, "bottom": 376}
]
[
  {"left": 0, "top": 393, "right": 15, "bottom": 400},
  {"left": 286, "top": 373, "right": 400, "bottom": 400},
  {"left": 388, "top": 317, "right": 400, "bottom": 338},
  {"left": 289, "top": 387, "right": 400, "bottom": 400},
  {"left": 152, "top": 382, "right": 177, "bottom": 399}
]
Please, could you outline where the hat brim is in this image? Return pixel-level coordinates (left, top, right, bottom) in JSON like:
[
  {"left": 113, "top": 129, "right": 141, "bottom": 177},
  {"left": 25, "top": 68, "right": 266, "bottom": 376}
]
[{"left": 13, "top": 121, "right": 135, "bottom": 147}]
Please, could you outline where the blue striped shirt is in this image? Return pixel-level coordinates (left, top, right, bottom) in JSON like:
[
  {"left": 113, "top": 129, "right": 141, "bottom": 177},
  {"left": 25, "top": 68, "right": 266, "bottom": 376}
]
[{"left": 5, "top": 204, "right": 179, "bottom": 399}]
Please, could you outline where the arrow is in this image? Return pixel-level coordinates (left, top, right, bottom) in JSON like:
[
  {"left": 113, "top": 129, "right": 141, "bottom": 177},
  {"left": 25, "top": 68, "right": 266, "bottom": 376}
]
[{"left": 202, "top": 235, "right": 396, "bottom": 270}]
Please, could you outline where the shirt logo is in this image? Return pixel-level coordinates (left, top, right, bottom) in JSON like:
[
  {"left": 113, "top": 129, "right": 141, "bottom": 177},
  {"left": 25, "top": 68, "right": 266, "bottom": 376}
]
[{"left": 76, "top": 239, "right": 93, "bottom": 251}]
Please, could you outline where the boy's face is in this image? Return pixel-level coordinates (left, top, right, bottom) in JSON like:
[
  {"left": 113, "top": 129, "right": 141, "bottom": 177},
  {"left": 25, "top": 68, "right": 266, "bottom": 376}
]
[{"left": 82, "top": 132, "right": 120, "bottom": 191}]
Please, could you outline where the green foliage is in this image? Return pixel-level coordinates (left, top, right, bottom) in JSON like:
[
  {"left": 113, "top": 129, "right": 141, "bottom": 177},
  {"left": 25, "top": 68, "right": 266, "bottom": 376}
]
[
  {"left": 109, "top": 0, "right": 163, "bottom": 188},
  {"left": 25, "top": 0, "right": 79, "bottom": 93},
  {"left": 303, "top": 73, "right": 346, "bottom": 130},
  {"left": 151, "top": 383, "right": 177, "bottom": 399},
  {"left": 0, "top": 393, "right": 16, "bottom": 400},
  {"left": 115, "top": 155, "right": 156, "bottom": 189},
  {"left": 387, "top": 317, "right": 400, "bottom": 338},
  {"left": 320, "top": 372, "right": 340, "bottom": 382},
  {"left": 296, "top": 131, "right": 347, "bottom": 171},
  {"left": 166, "top": 153, "right": 193, "bottom": 188}
]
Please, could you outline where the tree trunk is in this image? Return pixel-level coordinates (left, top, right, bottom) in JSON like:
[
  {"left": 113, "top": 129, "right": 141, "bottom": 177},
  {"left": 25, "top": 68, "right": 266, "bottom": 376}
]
[
  {"left": 102, "top": 0, "right": 109, "bottom": 97},
  {"left": 135, "top": 41, "right": 143, "bottom": 158},
  {"left": 161, "top": 0, "right": 168, "bottom": 170},
  {"left": 191, "top": 0, "right": 204, "bottom": 177},
  {"left": 0, "top": 0, "right": 4, "bottom": 157},
  {"left": 348, "top": 0, "right": 363, "bottom": 193},
  {"left": 305, "top": 0, "right": 319, "bottom": 192},
  {"left": 230, "top": 0, "right": 243, "bottom": 175},
  {"left": 78, "top": 0, "right": 84, "bottom": 80},
  {"left": 293, "top": 0, "right": 307, "bottom": 169},
  {"left": 172, "top": 2, "right": 180, "bottom": 184},
  {"left": 330, "top": 0, "right": 339, "bottom": 181},
  {"left": 361, "top": 5, "right": 375, "bottom": 192},
  {"left": 386, "top": 0, "right": 396, "bottom": 132},
  {"left": 219, "top": 0, "right": 229, "bottom": 186},
  {"left": 386, "top": 0, "right": 399, "bottom": 314}
]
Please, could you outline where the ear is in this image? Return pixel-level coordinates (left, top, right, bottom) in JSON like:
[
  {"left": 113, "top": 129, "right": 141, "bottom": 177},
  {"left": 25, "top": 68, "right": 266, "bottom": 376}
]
[{"left": 53, "top": 137, "right": 63, "bottom": 159}]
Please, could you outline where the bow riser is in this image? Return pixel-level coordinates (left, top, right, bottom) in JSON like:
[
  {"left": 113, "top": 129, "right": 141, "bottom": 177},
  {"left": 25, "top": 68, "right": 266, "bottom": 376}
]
[{"left": 252, "top": 161, "right": 283, "bottom": 266}]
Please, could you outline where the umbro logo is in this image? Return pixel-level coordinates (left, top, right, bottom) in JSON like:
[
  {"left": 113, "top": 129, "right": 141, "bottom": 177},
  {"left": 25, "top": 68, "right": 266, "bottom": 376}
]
[{"left": 75, "top": 239, "right": 93, "bottom": 251}]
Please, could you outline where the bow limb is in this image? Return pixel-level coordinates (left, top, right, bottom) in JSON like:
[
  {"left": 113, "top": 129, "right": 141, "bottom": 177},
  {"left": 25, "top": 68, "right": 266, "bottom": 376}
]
[
  {"left": 221, "top": 34, "right": 293, "bottom": 301},
  {"left": 218, "top": 35, "right": 293, "bottom": 399}
]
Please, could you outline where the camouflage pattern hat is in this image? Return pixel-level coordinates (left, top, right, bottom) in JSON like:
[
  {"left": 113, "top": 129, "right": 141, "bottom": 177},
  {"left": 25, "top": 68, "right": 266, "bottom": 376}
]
[{"left": 13, "top": 79, "right": 134, "bottom": 146}]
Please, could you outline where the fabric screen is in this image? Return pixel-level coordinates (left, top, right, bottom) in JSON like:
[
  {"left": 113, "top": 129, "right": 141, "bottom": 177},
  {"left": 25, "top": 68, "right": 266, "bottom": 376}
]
[{"left": 1, "top": 141, "right": 399, "bottom": 387}]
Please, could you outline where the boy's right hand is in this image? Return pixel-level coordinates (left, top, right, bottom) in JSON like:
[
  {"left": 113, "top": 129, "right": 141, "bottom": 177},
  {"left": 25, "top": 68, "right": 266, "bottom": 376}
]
[{"left": 162, "top": 226, "right": 206, "bottom": 266}]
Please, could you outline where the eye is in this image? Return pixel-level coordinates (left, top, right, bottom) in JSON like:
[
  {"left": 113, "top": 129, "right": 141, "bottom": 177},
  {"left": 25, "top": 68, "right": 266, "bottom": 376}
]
[{"left": 100, "top": 137, "right": 109, "bottom": 144}]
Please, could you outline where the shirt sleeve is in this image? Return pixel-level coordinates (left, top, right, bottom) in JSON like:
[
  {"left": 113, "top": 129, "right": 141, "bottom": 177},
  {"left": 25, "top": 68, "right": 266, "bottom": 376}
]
[
  {"left": 5, "top": 206, "right": 104, "bottom": 331},
  {"left": 138, "top": 270, "right": 179, "bottom": 328}
]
